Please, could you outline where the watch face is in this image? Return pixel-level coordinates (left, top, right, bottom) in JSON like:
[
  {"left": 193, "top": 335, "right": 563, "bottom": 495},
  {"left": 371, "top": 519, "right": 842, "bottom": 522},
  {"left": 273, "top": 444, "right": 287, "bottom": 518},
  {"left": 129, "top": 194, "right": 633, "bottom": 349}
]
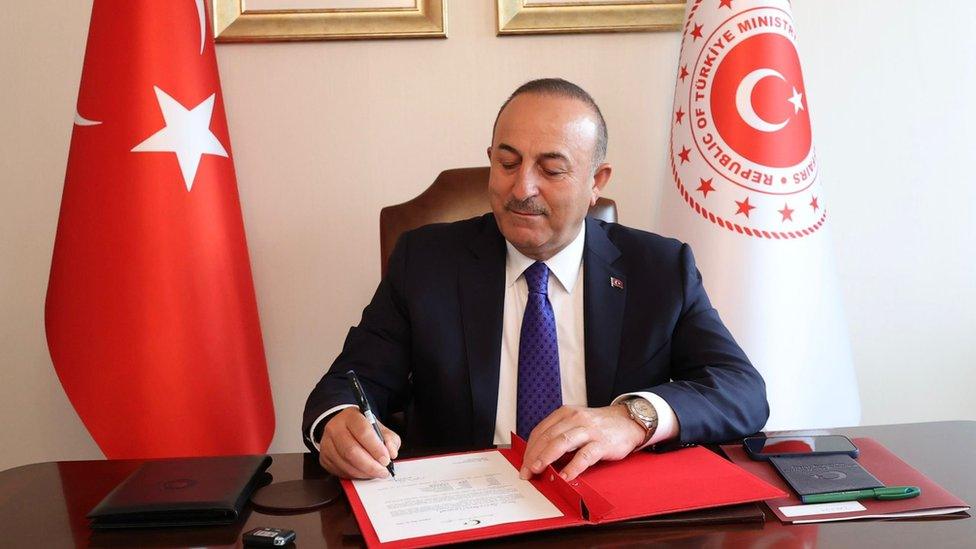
[{"left": 630, "top": 399, "right": 656, "bottom": 421}]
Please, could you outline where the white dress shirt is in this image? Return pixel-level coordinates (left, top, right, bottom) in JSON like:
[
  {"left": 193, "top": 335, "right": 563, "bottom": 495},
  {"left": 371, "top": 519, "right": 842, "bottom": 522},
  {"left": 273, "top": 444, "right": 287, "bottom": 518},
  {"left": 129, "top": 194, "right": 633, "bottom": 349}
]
[
  {"left": 493, "top": 223, "right": 678, "bottom": 447},
  {"left": 307, "top": 223, "right": 679, "bottom": 450}
]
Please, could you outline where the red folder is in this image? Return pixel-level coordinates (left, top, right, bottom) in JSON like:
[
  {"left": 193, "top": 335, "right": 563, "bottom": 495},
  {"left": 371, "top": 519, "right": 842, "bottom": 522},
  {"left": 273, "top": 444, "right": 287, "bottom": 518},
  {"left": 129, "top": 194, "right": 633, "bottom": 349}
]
[
  {"left": 341, "top": 436, "right": 785, "bottom": 548},
  {"left": 722, "top": 437, "right": 970, "bottom": 523}
]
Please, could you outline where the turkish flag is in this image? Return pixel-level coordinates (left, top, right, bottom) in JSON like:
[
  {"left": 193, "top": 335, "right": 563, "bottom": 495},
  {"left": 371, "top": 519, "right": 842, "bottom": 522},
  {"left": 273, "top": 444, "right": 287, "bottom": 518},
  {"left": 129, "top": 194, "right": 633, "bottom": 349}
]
[
  {"left": 45, "top": 1, "right": 274, "bottom": 458},
  {"left": 659, "top": 0, "right": 860, "bottom": 430}
]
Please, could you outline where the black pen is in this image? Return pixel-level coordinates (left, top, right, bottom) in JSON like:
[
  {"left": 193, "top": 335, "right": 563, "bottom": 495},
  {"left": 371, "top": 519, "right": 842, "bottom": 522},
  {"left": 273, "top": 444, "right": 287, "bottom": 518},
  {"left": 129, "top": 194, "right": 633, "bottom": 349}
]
[{"left": 346, "top": 370, "right": 395, "bottom": 478}]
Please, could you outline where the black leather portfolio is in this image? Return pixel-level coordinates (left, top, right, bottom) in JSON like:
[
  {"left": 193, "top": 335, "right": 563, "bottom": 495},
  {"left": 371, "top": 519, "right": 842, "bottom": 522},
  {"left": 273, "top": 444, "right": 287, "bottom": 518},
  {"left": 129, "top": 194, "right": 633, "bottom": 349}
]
[
  {"left": 769, "top": 454, "right": 883, "bottom": 497},
  {"left": 87, "top": 455, "right": 271, "bottom": 529}
]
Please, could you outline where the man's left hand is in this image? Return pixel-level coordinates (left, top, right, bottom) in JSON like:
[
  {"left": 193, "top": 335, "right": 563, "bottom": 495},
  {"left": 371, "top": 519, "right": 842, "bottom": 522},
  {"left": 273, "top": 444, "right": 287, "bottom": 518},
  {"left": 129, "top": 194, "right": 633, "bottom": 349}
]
[{"left": 519, "top": 404, "right": 645, "bottom": 481}]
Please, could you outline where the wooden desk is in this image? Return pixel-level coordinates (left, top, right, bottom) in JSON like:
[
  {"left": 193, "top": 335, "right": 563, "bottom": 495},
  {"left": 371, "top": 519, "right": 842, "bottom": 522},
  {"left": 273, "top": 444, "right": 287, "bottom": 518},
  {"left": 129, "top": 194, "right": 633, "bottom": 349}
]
[{"left": 1, "top": 421, "right": 972, "bottom": 548}]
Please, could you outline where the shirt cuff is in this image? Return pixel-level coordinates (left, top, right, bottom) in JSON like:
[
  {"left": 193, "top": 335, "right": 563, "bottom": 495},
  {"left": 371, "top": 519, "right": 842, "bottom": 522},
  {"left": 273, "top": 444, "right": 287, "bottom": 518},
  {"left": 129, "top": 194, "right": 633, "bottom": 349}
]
[
  {"left": 612, "top": 391, "right": 680, "bottom": 449},
  {"left": 306, "top": 404, "right": 358, "bottom": 451}
]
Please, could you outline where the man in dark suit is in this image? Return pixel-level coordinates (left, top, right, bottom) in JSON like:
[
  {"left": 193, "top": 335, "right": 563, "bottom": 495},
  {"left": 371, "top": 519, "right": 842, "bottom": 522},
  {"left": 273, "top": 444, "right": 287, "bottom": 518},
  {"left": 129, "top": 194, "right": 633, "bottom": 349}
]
[{"left": 303, "top": 78, "right": 768, "bottom": 481}]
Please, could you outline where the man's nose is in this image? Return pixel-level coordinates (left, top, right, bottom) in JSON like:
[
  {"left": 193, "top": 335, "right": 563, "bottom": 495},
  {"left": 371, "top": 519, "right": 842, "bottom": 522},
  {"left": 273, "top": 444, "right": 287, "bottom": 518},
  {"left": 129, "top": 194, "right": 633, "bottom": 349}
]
[{"left": 511, "top": 166, "right": 540, "bottom": 200}]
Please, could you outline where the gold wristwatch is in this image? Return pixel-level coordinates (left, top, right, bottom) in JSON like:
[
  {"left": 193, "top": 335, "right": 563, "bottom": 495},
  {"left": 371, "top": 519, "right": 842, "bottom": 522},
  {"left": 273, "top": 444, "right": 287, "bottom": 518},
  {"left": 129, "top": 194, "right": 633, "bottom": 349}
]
[{"left": 623, "top": 397, "right": 659, "bottom": 447}]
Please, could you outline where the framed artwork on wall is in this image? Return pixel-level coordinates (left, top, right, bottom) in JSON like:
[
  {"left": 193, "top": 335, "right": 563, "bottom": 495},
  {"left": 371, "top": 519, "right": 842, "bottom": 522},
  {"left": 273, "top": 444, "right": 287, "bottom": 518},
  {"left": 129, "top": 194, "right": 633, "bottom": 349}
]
[
  {"left": 212, "top": 0, "right": 446, "bottom": 42},
  {"left": 496, "top": 0, "right": 684, "bottom": 35}
]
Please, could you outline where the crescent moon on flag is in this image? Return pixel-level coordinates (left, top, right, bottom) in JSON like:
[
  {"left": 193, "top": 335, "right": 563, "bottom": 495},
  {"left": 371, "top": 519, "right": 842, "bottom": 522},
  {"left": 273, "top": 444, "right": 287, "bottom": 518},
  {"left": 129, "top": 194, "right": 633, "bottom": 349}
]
[
  {"left": 195, "top": 0, "right": 206, "bottom": 54},
  {"left": 74, "top": 110, "right": 102, "bottom": 126},
  {"left": 735, "top": 68, "right": 789, "bottom": 133}
]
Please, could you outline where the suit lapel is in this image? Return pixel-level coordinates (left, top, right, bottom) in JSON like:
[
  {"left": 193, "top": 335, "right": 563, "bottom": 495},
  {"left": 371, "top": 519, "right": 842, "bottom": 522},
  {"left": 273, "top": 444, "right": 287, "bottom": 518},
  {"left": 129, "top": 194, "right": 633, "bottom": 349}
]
[
  {"left": 459, "top": 216, "right": 507, "bottom": 448},
  {"left": 583, "top": 217, "right": 626, "bottom": 407}
]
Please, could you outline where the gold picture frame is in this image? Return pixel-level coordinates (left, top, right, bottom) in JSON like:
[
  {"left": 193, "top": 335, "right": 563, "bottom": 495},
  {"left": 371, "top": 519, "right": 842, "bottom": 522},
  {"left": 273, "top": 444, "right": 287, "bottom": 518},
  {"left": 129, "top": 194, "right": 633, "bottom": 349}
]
[
  {"left": 212, "top": 0, "right": 446, "bottom": 42},
  {"left": 496, "top": 0, "right": 684, "bottom": 35}
]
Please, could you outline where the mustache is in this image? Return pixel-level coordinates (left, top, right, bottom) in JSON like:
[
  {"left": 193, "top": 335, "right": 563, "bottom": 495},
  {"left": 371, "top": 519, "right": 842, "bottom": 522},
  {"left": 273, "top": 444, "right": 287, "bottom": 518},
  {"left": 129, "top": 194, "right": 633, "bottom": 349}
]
[{"left": 505, "top": 197, "right": 549, "bottom": 215}]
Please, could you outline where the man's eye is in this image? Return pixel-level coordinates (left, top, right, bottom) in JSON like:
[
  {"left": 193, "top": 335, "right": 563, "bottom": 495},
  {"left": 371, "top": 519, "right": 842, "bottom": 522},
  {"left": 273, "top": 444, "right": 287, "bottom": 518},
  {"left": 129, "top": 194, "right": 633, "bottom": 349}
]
[
  {"left": 543, "top": 168, "right": 565, "bottom": 177},
  {"left": 501, "top": 162, "right": 518, "bottom": 169}
]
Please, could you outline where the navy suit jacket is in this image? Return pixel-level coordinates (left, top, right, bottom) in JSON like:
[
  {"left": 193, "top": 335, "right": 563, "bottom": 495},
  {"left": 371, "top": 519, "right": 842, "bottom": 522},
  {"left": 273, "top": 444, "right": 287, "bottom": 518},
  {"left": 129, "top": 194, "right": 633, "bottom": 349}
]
[{"left": 303, "top": 214, "right": 768, "bottom": 452}]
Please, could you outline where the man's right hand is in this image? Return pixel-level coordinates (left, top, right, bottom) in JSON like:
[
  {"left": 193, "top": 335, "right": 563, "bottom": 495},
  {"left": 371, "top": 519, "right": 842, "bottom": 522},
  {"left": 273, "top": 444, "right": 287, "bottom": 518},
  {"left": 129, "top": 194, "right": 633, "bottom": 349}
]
[{"left": 318, "top": 407, "right": 401, "bottom": 479}]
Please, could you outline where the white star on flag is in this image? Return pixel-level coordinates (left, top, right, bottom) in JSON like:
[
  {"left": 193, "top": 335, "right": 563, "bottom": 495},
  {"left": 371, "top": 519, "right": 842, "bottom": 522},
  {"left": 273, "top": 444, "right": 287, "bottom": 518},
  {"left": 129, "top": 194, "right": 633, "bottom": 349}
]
[
  {"left": 131, "top": 86, "right": 228, "bottom": 191},
  {"left": 787, "top": 87, "right": 804, "bottom": 114}
]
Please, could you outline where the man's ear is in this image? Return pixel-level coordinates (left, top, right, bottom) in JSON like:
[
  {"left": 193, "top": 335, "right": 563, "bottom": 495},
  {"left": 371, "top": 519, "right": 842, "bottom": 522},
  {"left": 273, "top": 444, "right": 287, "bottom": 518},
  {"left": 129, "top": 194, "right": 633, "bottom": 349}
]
[
  {"left": 590, "top": 162, "right": 612, "bottom": 206},
  {"left": 486, "top": 147, "right": 492, "bottom": 162}
]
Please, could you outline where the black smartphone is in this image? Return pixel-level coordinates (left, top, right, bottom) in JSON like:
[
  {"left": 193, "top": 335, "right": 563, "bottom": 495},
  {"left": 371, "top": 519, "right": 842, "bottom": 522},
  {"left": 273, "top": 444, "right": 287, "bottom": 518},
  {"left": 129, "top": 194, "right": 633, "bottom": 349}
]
[{"left": 742, "top": 435, "right": 859, "bottom": 460}]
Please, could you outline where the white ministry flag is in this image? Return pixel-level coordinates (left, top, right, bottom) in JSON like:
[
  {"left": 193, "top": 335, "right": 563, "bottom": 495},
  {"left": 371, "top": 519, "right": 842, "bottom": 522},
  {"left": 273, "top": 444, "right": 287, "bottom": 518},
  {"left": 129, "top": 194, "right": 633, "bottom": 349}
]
[{"left": 659, "top": 0, "right": 860, "bottom": 430}]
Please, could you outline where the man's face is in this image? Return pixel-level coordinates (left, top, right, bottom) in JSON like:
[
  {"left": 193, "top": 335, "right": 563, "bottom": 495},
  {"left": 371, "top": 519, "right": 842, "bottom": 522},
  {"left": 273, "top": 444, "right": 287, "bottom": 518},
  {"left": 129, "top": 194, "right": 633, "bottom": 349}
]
[{"left": 488, "top": 93, "right": 611, "bottom": 260}]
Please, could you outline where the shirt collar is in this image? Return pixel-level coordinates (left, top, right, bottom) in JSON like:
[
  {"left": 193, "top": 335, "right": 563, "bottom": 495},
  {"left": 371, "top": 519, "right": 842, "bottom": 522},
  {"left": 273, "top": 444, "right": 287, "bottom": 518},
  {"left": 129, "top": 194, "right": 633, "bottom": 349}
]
[{"left": 505, "top": 222, "right": 585, "bottom": 293}]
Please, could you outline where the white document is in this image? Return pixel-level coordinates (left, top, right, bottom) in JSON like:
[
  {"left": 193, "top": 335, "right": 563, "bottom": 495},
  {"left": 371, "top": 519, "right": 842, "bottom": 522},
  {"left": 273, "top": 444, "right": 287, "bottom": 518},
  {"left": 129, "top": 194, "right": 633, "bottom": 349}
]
[
  {"left": 779, "top": 501, "right": 970, "bottom": 523},
  {"left": 351, "top": 450, "right": 564, "bottom": 543},
  {"left": 779, "top": 501, "right": 866, "bottom": 518}
]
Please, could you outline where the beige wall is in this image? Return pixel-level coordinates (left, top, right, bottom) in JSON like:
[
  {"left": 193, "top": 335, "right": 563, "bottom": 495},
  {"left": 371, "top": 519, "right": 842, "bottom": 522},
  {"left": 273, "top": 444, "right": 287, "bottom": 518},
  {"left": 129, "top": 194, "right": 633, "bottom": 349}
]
[{"left": 2, "top": 1, "right": 974, "bottom": 471}]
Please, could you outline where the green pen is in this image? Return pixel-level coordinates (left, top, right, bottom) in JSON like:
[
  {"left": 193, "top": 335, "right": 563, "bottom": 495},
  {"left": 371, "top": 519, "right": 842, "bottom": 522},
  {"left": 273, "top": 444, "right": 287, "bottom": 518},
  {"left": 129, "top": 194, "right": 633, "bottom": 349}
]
[{"left": 802, "top": 486, "right": 921, "bottom": 504}]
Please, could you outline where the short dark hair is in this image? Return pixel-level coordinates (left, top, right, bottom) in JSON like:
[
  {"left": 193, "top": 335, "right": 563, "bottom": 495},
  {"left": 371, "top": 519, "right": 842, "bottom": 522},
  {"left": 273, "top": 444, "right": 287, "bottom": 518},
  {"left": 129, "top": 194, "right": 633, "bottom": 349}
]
[{"left": 492, "top": 78, "right": 608, "bottom": 168}]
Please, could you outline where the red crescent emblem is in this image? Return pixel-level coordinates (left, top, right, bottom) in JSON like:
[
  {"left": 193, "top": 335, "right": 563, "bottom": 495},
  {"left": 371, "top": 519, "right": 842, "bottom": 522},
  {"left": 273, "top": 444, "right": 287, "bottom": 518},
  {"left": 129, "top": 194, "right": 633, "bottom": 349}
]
[
  {"left": 670, "top": 3, "right": 825, "bottom": 239},
  {"left": 711, "top": 33, "right": 811, "bottom": 168}
]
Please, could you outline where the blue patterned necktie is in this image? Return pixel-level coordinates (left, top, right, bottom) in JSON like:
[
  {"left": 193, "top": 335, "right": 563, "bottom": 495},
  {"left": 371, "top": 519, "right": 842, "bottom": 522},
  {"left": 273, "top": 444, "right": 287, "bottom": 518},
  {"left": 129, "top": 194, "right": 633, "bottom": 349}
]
[{"left": 516, "top": 261, "right": 562, "bottom": 440}]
